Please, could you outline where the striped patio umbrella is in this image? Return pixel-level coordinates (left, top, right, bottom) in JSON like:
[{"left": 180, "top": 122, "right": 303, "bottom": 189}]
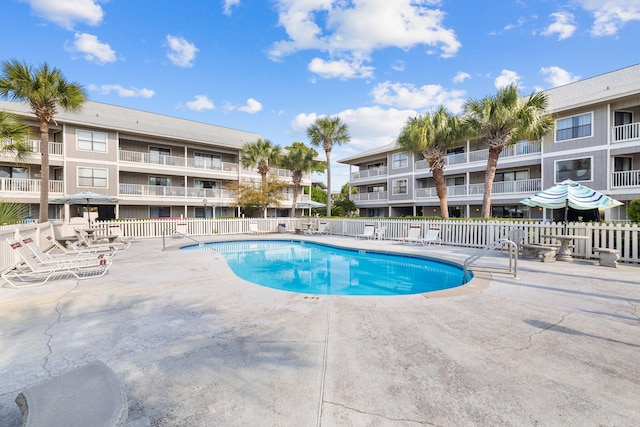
[{"left": 521, "top": 179, "right": 622, "bottom": 231}]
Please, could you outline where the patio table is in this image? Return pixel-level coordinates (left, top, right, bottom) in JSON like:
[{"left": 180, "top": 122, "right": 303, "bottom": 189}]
[{"left": 540, "top": 234, "right": 590, "bottom": 262}]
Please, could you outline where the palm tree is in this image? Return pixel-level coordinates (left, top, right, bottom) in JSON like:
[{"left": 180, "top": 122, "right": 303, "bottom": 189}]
[
  {"left": 0, "top": 111, "right": 32, "bottom": 161},
  {"left": 306, "top": 116, "right": 350, "bottom": 216},
  {"left": 240, "top": 138, "right": 282, "bottom": 217},
  {"left": 397, "top": 106, "right": 466, "bottom": 220},
  {"left": 280, "top": 142, "right": 325, "bottom": 217},
  {"left": 463, "top": 84, "right": 553, "bottom": 218},
  {"left": 0, "top": 60, "right": 86, "bottom": 223}
]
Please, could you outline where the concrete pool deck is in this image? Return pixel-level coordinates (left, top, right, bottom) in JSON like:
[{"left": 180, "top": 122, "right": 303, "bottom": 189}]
[{"left": 1, "top": 234, "right": 639, "bottom": 426}]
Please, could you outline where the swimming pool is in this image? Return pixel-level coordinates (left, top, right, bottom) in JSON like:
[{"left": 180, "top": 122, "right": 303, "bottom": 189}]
[{"left": 184, "top": 240, "right": 472, "bottom": 296}]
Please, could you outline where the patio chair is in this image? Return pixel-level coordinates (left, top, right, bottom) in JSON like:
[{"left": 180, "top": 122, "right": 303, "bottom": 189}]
[
  {"left": 248, "top": 222, "right": 269, "bottom": 234},
  {"left": 419, "top": 227, "right": 441, "bottom": 246},
  {"left": 374, "top": 226, "right": 387, "bottom": 240},
  {"left": 43, "top": 233, "right": 118, "bottom": 257},
  {"left": 74, "top": 228, "right": 130, "bottom": 252},
  {"left": 311, "top": 222, "right": 330, "bottom": 236},
  {"left": 403, "top": 225, "right": 423, "bottom": 244},
  {"left": 357, "top": 224, "right": 375, "bottom": 239},
  {"left": 2, "top": 238, "right": 111, "bottom": 288},
  {"left": 19, "top": 235, "right": 114, "bottom": 265}
]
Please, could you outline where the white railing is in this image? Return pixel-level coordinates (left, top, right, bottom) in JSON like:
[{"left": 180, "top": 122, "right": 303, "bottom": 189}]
[
  {"left": 612, "top": 170, "right": 640, "bottom": 187},
  {"left": 2, "top": 219, "right": 639, "bottom": 275},
  {"left": 350, "top": 166, "right": 388, "bottom": 180},
  {"left": 613, "top": 122, "right": 640, "bottom": 143},
  {"left": 415, "top": 185, "right": 467, "bottom": 199},
  {"left": 185, "top": 157, "right": 239, "bottom": 173},
  {"left": 352, "top": 191, "right": 388, "bottom": 201},
  {"left": 0, "top": 178, "right": 64, "bottom": 193},
  {"left": 468, "top": 178, "right": 541, "bottom": 195},
  {"left": 119, "top": 184, "right": 238, "bottom": 200}
]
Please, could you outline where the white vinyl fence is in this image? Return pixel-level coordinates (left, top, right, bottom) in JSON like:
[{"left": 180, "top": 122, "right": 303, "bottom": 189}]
[{"left": 1, "top": 218, "right": 639, "bottom": 274}]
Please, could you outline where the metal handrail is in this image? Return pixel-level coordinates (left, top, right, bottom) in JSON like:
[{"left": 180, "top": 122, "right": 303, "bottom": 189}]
[
  {"left": 463, "top": 238, "right": 518, "bottom": 279},
  {"left": 161, "top": 227, "right": 212, "bottom": 250}
]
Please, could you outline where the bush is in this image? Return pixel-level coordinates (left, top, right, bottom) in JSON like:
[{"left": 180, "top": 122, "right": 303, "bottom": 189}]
[{"left": 628, "top": 198, "right": 640, "bottom": 223}]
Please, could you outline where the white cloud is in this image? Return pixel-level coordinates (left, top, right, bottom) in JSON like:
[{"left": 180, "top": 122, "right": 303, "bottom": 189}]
[
  {"left": 371, "top": 81, "right": 466, "bottom": 114},
  {"left": 575, "top": 0, "right": 640, "bottom": 36},
  {"left": 238, "top": 98, "right": 263, "bottom": 114},
  {"left": 541, "top": 12, "right": 577, "bottom": 40},
  {"left": 166, "top": 35, "right": 198, "bottom": 67},
  {"left": 308, "top": 58, "right": 374, "bottom": 79},
  {"left": 223, "top": 0, "right": 240, "bottom": 16},
  {"left": 226, "top": 98, "right": 263, "bottom": 114},
  {"left": 88, "top": 84, "right": 154, "bottom": 98},
  {"left": 268, "top": 0, "right": 460, "bottom": 79},
  {"left": 26, "top": 0, "right": 104, "bottom": 30},
  {"left": 540, "top": 66, "right": 581, "bottom": 87},
  {"left": 494, "top": 69, "right": 521, "bottom": 89},
  {"left": 453, "top": 71, "right": 471, "bottom": 84},
  {"left": 391, "top": 60, "right": 405, "bottom": 72},
  {"left": 186, "top": 95, "right": 215, "bottom": 111},
  {"left": 69, "top": 32, "right": 116, "bottom": 64}
]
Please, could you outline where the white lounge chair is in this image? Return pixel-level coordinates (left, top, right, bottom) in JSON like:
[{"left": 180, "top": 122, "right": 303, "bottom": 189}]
[
  {"left": 2, "top": 238, "right": 111, "bottom": 288},
  {"left": 357, "top": 224, "right": 375, "bottom": 239},
  {"left": 508, "top": 228, "right": 525, "bottom": 254},
  {"left": 419, "top": 227, "right": 441, "bottom": 246},
  {"left": 374, "top": 226, "right": 387, "bottom": 240},
  {"left": 43, "top": 233, "right": 118, "bottom": 257},
  {"left": 74, "top": 228, "right": 130, "bottom": 252},
  {"left": 249, "top": 222, "right": 268, "bottom": 234},
  {"left": 310, "top": 222, "right": 330, "bottom": 236},
  {"left": 404, "top": 225, "right": 423, "bottom": 244},
  {"left": 19, "top": 235, "right": 114, "bottom": 265}
]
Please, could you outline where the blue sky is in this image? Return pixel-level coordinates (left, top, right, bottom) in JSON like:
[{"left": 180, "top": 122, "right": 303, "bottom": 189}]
[{"left": 3, "top": 0, "right": 640, "bottom": 191}]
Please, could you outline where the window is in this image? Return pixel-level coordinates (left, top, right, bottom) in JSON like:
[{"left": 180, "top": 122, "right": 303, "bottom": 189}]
[
  {"left": 494, "top": 169, "right": 529, "bottom": 182},
  {"left": 555, "top": 158, "right": 592, "bottom": 182},
  {"left": 392, "top": 179, "right": 407, "bottom": 195},
  {"left": 614, "top": 111, "right": 632, "bottom": 126},
  {"left": 78, "top": 167, "right": 107, "bottom": 187},
  {"left": 77, "top": 130, "right": 107, "bottom": 152},
  {"left": 491, "top": 205, "right": 528, "bottom": 219},
  {"left": 367, "top": 185, "right": 385, "bottom": 193},
  {"left": 614, "top": 157, "right": 632, "bottom": 172},
  {"left": 556, "top": 113, "right": 592, "bottom": 141},
  {"left": 367, "top": 162, "right": 384, "bottom": 169},
  {"left": 195, "top": 153, "right": 221, "bottom": 169},
  {"left": 0, "top": 166, "right": 29, "bottom": 179},
  {"left": 392, "top": 153, "right": 408, "bottom": 169},
  {"left": 195, "top": 180, "right": 220, "bottom": 189},
  {"left": 446, "top": 176, "right": 464, "bottom": 186},
  {"left": 150, "top": 206, "right": 171, "bottom": 218},
  {"left": 149, "top": 147, "right": 171, "bottom": 164},
  {"left": 447, "top": 146, "right": 465, "bottom": 155},
  {"left": 149, "top": 176, "right": 171, "bottom": 186}
]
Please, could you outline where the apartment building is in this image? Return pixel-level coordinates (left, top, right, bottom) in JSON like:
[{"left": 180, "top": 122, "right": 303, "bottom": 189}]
[
  {"left": 339, "top": 64, "right": 640, "bottom": 221},
  {"left": 0, "top": 100, "right": 310, "bottom": 220}
]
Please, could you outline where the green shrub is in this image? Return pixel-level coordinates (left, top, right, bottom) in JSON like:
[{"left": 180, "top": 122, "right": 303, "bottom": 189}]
[{"left": 628, "top": 198, "right": 640, "bottom": 223}]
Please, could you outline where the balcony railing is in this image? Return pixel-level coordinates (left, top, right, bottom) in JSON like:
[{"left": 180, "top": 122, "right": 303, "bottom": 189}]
[
  {"left": 120, "top": 150, "right": 239, "bottom": 173},
  {"left": 612, "top": 170, "right": 640, "bottom": 187},
  {"left": 350, "top": 166, "right": 388, "bottom": 180},
  {"left": 352, "top": 191, "right": 388, "bottom": 202},
  {"left": 613, "top": 122, "right": 640, "bottom": 143},
  {"left": 0, "top": 178, "right": 64, "bottom": 194},
  {"left": 415, "top": 185, "right": 468, "bottom": 199},
  {"left": 469, "top": 178, "right": 541, "bottom": 195},
  {"left": 119, "top": 184, "right": 238, "bottom": 199},
  {"left": 415, "top": 140, "right": 542, "bottom": 171},
  {"left": 1, "top": 139, "right": 63, "bottom": 156}
]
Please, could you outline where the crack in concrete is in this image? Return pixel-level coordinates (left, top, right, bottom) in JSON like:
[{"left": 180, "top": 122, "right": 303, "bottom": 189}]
[
  {"left": 517, "top": 313, "right": 570, "bottom": 351},
  {"left": 323, "top": 401, "right": 442, "bottom": 426},
  {"left": 42, "top": 280, "right": 81, "bottom": 377}
]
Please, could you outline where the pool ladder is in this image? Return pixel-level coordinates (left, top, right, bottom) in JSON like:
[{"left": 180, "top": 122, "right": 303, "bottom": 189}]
[
  {"left": 161, "top": 227, "right": 212, "bottom": 250},
  {"left": 463, "top": 238, "right": 519, "bottom": 280}
]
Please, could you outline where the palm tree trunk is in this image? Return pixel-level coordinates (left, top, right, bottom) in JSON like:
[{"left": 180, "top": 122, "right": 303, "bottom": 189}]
[
  {"left": 481, "top": 146, "right": 502, "bottom": 218},
  {"left": 325, "top": 150, "right": 332, "bottom": 217},
  {"left": 432, "top": 167, "right": 449, "bottom": 219},
  {"left": 291, "top": 179, "right": 300, "bottom": 218},
  {"left": 39, "top": 121, "right": 50, "bottom": 223}
]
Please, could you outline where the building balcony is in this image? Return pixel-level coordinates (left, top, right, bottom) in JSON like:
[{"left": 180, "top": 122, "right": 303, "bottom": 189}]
[
  {"left": 119, "top": 150, "right": 239, "bottom": 175},
  {"left": 352, "top": 191, "right": 388, "bottom": 202},
  {"left": 415, "top": 178, "right": 541, "bottom": 199},
  {"left": 611, "top": 170, "right": 640, "bottom": 188},
  {"left": 350, "top": 166, "right": 388, "bottom": 182},
  {"left": 612, "top": 122, "right": 640, "bottom": 143},
  {"left": 415, "top": 140, "right": 542, "bottom": 172},
  {"left": 0, "top": 178, "right": 64, "bottom": 194}
]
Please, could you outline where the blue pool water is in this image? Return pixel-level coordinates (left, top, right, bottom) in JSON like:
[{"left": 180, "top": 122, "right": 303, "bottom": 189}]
[{"left": 184, "top": 240, "right": 471, "bottom": 296}]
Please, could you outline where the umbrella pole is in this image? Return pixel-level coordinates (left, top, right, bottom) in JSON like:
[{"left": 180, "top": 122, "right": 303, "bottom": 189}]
[{"left": 564, "top": 200, "right": 568, "bottom": 234}]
